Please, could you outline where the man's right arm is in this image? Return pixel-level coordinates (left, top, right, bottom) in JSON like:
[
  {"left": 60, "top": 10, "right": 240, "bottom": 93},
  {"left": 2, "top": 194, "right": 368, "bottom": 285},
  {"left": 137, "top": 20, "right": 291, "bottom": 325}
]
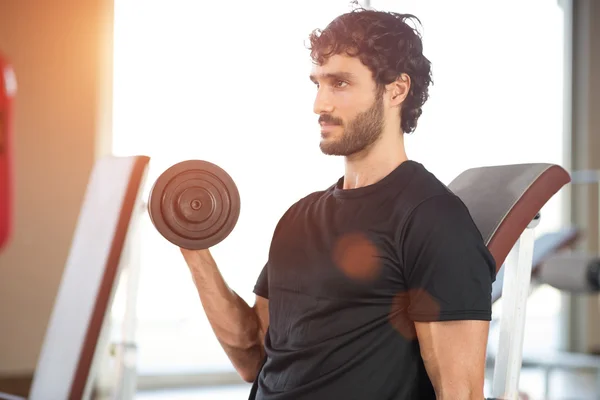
[{"left": 181, "top": 248, "right": 269, "bottom": 383}]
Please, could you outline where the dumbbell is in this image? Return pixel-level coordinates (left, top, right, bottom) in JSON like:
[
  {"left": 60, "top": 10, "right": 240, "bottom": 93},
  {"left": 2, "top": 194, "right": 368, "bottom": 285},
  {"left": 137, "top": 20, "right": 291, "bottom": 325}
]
[{"left": 147, "top": 160, "right": 241, "bottom": 250}]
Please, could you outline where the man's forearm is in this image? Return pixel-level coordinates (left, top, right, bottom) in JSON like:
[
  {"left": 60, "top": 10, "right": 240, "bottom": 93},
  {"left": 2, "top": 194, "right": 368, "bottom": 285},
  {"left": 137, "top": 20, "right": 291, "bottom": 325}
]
[
  {"left": 434, "top": 380, "right": 484, "bottom": 400},
  {"left": 425, "top": 359, "right": 484, "bottom": 400},
  {"left": 189, "top": 256, "right": 264, "bottom": 382},
  {"left": 436, "top": 387, "right": 484, "bottom": 400}
]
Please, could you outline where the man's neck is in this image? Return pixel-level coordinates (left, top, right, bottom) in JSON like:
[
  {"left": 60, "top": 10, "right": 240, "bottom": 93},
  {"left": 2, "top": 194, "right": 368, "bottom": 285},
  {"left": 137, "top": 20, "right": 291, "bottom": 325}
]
[{"left": 342, "top": 132, "right": 408, "bottom": 190}]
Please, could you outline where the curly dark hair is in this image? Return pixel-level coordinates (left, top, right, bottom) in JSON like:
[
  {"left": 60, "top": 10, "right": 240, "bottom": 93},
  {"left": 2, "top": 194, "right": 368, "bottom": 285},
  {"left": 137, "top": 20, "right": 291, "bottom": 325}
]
[{"left": 307, "top": 4, "right": 433, "bottom": 134}]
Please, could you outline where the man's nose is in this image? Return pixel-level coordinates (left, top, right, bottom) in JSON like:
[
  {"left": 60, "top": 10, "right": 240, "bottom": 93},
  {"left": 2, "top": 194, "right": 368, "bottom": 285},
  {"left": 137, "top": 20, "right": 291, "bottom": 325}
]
[{"left": 313, "top": 87, "right": 334, "bottom": 115}]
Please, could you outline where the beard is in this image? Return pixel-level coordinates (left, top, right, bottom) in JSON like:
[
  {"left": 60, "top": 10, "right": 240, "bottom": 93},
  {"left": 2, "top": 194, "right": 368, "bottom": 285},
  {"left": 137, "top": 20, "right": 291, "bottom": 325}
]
[{"left": 319, "top": 93, "right": 385, "bottom": 156}]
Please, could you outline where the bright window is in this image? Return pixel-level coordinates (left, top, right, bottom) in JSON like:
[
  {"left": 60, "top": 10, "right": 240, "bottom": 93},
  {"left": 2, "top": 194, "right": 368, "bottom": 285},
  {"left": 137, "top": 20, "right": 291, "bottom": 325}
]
[
  {"left": 371, "top": 0, "right": 567, "bottom": 356},
  {"left": 112, "top": 0, "right": 567, "bottom": 375}
]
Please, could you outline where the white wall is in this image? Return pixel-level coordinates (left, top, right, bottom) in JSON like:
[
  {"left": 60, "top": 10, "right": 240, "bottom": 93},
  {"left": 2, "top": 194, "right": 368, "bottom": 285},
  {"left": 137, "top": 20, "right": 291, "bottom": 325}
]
[{"left": 0, "top": 0, "right": 113, "bottom": 374}]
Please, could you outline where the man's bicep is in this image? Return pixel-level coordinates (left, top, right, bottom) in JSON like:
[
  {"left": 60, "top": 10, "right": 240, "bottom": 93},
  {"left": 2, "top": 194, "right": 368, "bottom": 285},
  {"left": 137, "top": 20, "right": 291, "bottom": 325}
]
[
  {"left": 402, "top": 194, "right": 496, "bottom": 321},
  {"left": 415, "top": 320, "right": 489, "bottom": 396}
]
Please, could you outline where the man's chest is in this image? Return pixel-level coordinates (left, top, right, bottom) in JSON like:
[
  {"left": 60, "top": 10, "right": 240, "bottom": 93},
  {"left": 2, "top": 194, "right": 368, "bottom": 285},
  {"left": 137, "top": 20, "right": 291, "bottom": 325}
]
[{"left": 266, "top": 204, "right": 406, "bottom": 301}]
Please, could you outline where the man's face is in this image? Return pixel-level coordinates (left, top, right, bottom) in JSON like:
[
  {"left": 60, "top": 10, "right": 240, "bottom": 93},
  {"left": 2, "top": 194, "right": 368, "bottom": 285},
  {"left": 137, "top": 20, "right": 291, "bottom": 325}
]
[{"left": 310, "top": 54, "right": 385, "bottom": 156}]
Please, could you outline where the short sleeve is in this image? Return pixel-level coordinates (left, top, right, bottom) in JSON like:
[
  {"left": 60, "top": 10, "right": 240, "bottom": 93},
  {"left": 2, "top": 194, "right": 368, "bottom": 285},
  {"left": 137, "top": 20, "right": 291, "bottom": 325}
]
[
  {"left": 401, "top": 194, "right": 496, "bottom": 322},
  {"left": 253, "top": 263, "right": 269, "bottom": 299},
  {"left": 251, "top": 204, "right": 295, "bottom": 300}
]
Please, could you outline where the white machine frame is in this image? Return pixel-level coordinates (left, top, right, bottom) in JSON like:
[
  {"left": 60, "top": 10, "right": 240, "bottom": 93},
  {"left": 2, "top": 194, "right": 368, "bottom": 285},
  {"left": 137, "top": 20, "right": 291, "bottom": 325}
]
[{"left": 491, "top": 216, "right": 539, "bottom": 399}]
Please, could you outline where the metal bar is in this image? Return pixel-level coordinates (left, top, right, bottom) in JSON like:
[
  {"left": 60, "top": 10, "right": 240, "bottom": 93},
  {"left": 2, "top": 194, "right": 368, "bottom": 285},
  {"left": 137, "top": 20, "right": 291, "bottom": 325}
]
[
  {"left": 544, "top": 368, "right": 552, "bottom": 399},
  {"left": 111, "top": 223, "right": 141, "bottom": 400},
  {"left": 596, "top": 368, "right": 600, "bottom": 400},
  {"left": 111, "top": 177, "right": 147, "bottom": 400},
  {"left": 570, "top": 169, "right": 600, "bottom": 184},
  {"left": 491, "top": 221, "right": 537, "bottom": 399}
]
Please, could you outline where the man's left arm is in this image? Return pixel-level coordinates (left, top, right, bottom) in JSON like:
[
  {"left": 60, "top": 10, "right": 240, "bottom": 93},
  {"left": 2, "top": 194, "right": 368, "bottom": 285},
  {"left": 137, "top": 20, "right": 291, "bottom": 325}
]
[
  {"left": 414, "top": 319, "right": 489, "bottom": 399},
  {"left": 401, "top": 194, "right": 497, "bottom": 399}
]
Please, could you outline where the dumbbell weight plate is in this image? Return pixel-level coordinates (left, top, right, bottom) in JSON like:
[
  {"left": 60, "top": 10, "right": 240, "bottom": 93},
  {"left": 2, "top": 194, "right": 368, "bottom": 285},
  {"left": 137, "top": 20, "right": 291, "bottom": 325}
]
[{"left": 148, "top": 160, "right": 240, "bottom": 250}]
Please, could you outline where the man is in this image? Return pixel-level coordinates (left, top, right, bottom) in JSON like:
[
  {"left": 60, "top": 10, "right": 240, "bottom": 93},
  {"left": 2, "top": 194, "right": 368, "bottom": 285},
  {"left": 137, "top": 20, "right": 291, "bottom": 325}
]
[{"left": 180, "top": 6, "right": 496, "bottom": 400}]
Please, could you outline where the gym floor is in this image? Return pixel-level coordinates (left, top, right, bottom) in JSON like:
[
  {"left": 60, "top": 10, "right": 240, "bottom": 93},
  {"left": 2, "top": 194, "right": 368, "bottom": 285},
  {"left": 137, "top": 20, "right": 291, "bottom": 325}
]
[{"left": 132, "top": 370, "right": 600, "bottom": 400}]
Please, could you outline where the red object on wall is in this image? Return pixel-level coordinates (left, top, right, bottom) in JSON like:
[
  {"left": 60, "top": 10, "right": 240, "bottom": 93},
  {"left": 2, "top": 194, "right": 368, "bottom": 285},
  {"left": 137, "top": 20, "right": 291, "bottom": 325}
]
[{"left": 0, "top": 53, "right": 17, "bottom": 252}]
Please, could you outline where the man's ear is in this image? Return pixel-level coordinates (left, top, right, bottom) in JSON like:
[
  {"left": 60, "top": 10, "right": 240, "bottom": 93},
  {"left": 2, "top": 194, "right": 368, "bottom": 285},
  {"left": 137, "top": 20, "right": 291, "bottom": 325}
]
[{"left": 388, "top": 73, "right": 411, "bottom": 107}]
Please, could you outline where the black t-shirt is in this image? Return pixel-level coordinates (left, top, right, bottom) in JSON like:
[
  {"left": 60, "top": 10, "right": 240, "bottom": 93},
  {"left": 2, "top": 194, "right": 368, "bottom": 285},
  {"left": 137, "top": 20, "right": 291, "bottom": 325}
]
[{"left": 251, "top": 160, "right": 496, "bottom": 400}]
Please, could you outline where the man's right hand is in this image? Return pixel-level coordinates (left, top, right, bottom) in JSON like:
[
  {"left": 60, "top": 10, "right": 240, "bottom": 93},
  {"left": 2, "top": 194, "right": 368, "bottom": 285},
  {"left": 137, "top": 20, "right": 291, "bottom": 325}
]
[{"left": 180, "top": 247, "right": 216, "bottom": 270}]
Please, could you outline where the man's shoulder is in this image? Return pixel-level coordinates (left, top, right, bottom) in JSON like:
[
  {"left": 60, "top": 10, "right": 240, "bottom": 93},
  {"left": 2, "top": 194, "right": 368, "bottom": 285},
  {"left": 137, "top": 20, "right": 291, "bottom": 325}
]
[
  {"left": 277, "top": 185, "right": 333, "bottom": 223},
  {"left": 402, "top": 163, "right": 478, "bottom": 232},
  {"left": 287, "top": 186, "right": 333, "bottom": 214},
  {"left": 397, "top": 161, "right": 456, "bottom": 211},
  {"left": 408, "top": 192, "right": 472, "bottom": 224}
]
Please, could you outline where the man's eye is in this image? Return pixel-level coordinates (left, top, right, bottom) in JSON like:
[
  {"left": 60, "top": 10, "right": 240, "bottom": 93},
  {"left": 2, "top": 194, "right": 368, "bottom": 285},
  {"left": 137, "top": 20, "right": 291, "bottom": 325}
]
[{"left": 335, "top": 81, "right": 348, "bottom": 88}]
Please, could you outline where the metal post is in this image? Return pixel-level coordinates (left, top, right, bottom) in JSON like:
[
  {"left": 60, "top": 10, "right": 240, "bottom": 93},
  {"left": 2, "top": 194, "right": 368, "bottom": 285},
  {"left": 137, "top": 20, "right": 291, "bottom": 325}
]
[
  {"left": 110, "top": 190, "right": 146, "bottom": 400},
  {"left": 544, "top": 368, "right": 552, "bottom": 399},
  {"left": 491, "top": 215, "right": 539, "bottom": 399}
]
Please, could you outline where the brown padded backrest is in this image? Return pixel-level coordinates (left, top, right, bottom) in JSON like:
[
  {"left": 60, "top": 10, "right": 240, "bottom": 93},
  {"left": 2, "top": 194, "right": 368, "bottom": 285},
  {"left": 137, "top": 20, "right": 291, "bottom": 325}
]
[
  {"left": 447, "top": 163, "right": 571, "bottom": 272},
  {"left": 28, "top": 155, "right": 150, "bottom": 400}
]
